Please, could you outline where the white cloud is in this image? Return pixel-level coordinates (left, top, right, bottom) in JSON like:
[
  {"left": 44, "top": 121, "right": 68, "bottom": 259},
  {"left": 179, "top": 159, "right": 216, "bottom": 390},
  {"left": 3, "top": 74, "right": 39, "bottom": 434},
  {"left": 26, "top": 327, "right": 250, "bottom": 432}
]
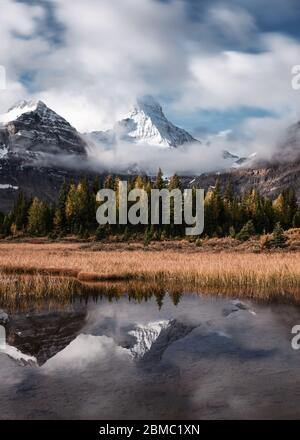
[
  {"left": 181, "top": 33, "right": 300, "bottom": 114},
  {"left": 0, "top": 0, "right": 48, "bottom": 111},
  {"left": 86, "top": 139, "right": 235, "bottom": 176},
  {"left": 32, "top": 0, "right": 191, "bottom": 130},
  {"left": 0, "top": 0, "right": 300, "bottom": 164},
  {"left": 44, "top": 334, "right": 130, "bottom": 371},
  {"left": 205, "top": 4, "right": 257, "bottom": 44}
]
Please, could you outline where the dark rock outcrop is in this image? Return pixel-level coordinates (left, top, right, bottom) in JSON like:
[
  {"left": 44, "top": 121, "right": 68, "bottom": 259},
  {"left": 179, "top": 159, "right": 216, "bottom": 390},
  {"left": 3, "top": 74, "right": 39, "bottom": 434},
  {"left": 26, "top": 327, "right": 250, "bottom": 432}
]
[{"left": 5, "top": 307, "right": 87, "bottom": 365}]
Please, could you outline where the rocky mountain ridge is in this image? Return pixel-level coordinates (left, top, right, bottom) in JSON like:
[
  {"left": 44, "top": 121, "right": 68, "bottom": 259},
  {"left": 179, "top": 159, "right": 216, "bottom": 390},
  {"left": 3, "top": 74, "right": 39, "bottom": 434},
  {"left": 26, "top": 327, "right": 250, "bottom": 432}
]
[{"left": 0, "top": 96, "right": 300, "bottom": 210}]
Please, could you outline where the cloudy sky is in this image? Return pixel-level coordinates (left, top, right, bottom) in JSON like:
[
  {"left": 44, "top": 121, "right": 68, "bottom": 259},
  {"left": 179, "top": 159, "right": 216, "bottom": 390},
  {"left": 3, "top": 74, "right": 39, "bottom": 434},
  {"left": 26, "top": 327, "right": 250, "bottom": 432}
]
[{"left": 0, "top": 0, "right": 300, "bottom": 158}]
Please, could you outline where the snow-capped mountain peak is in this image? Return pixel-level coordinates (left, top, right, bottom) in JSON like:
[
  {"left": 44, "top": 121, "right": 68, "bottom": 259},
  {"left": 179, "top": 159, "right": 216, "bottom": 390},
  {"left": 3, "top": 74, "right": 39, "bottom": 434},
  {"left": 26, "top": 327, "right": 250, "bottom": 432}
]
[
  {"left": 134, "top": 95, "right": 164, "bottom": 115},
  {"left": 86, "top": 95, "right": 198, "bottom": 148},
  {"left": 0, "top": 100, "right": 44, "bottom": 125},
  {"left": 119, "top": 95, "right": 197, "bottom": 148},
  {"left": 0, "top": 99, "right": 87, "bottom": 162},
  {"left": 128, "top": 320, "right": 170, "bottom": 359},
  {"left": 0, "top": 99, "right": 70, "bottom": 128},
  {"left": 9, "top": 99, "right": 40, "bottom": 111}
]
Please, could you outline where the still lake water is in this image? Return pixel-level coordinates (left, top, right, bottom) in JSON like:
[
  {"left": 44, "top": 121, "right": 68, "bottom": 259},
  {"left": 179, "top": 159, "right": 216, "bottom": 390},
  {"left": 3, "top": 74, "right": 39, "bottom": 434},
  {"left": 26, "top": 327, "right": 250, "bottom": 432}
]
[{"left": 1, "top": 289, "right": 300, "bottom": 420}]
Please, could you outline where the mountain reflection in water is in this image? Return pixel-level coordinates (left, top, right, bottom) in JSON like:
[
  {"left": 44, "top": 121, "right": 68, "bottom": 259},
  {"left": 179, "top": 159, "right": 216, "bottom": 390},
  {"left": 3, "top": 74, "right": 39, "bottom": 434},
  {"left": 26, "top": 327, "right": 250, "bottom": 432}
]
[{"left": 1, "top": 288, "right": 300, "bottom": 420}]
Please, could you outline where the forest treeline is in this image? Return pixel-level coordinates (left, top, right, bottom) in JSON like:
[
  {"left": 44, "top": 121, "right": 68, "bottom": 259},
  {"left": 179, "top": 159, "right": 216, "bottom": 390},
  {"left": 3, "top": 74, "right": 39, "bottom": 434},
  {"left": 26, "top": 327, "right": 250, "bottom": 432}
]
[{"left": 0, "top": 169, "right": 299, "bottom": 243}]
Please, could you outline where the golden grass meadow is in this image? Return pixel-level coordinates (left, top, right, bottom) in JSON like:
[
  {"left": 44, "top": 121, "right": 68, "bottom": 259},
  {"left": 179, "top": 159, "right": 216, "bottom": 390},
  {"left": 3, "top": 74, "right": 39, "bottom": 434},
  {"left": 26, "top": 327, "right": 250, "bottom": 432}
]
[{"left": 0, "top": 238, "right": 300, "bottom": 304}]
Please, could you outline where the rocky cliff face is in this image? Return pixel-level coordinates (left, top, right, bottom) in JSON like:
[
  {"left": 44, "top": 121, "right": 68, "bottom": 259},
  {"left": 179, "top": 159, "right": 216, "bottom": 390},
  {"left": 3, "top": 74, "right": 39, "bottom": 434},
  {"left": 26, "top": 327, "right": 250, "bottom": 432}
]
[
  {"left": 185, "top": 159, "right": 300, "bottom": 200},
  {"left": 0, "top": 157, "right": 94, "bottom": 213},
  {"left": 4, "top": 306, "right": 87, "bottom": 365},
  {"left": 0, "top": 100, "right": 87, "bottom": 157},
  {"left": 0, "top": 100, "right": 95, "bottom": 212}
]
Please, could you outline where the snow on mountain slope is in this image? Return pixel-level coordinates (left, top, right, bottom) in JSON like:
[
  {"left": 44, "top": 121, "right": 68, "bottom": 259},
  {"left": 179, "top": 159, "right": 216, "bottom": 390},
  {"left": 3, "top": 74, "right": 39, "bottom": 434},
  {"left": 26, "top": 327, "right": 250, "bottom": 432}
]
[
  {"left": 0, "top": 100, "right": 87, "bottom": 156},
  {"left": 87, "top": 95, "right": 197, "bottom": 148},
  {"left": 122, "top": 95, "right": 196, "bottom": 147},
  {"left": 232, "top": 152, "right": 257, "bottom": 168},
  {"left": 0, "top": 184, "right": 18, "bottom": 190},
  {"left": 0, "top": 100, "right": 40, "bottom": 125},
  {"left": 0, "top": 145, "right": 8, "bottom": 159},
  {"left": 128, "top": 320, "right": 170, "bottom": 359},
  {"left": 0, "top": 100, "right": 90, "bottom": 213},
  {"left": 0, "top": 344, "right": 37, "bottom": 367}
]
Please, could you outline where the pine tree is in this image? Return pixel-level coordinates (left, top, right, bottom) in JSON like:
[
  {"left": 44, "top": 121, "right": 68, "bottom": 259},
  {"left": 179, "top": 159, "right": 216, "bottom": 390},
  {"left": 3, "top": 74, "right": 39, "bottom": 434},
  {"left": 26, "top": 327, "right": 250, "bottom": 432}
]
[
  {"left": 236, "top": 220, "right": 255, "bottom": 241},
  {"left": 92, "top": 176, "right": 100, "bottom": 195},
  {"left": 78, "top": 178, "right": 94, "bottom": 231},
  {"left": 170, "top": 291, "right": 183, "bottom": 306},
  {"left": 123, "top": 226, "right": 130, "bottom": 242},
  {"left": 223, "top": 180, "right": 235, "bottom": 234},
  {"left": 204, "top": 189, "right": 214, "bottom": 236},
  {"left": 65, "top": 183, "right": 78, "bottom": 233},
  {"left": 286, "top": 188, "right": 298, "bottom": 226},
  {"left": 104, "top": 174, "right": 115, "bottom": 190},
  {"left": 262, "top": 197, "right": 275, "bottom": 232},
  {"left": 154, "top": 168, "right": 164, "bottom": 190},
  {"left": 206, "top": 180, "right": 224, "bottom": 236},
  {"left": 273, "top": 193, "right": 285, "bottom": 226},
  {"left": 0, "top": 212, "right": 4, "bottom": 234},
  {"left": 65, "top": 178, "right": 97, "bottom": 235},
  {"left": 95, "top": 225, "right": 105, "bottom": 241},
  {"left": 293, "top": 209, "right": 300, "bottom": 228},
  {"left": 271, "top": 222, "right": 287, "bottom": 248},
  {"left": 229, "top": 226, "right": 236, "bottom": 238},
  {"left": 167, "top": 174, "right": 183, "bottom": 237},
  {"left": 0, "top": 213, "right": 13, "bottom": 236},
  {"left": 273, "top": 188, "right": 296, "bottom": 229},
  {"left": 143, "top": 226, "right": 152, "bottom": 247},
  {"left": 151, "top": 169, "right": 165, "bottom": 235},
  {"left": 27, "top": 198, "right": 52, "bottom": 236},
  {"left": 155, "top": 290, "right": 165, "bottom": 310},
  {"left": 135, "top": 175, "right": 144, "bottom": 189},
  {"left": 54, "top": 180, "right": 69, "bottom": 235},
  {"left": 53, "top": 207, "right": 63, "bottom": 236},
  {"left": 11, "top": 192, "right": 29, "bottom": 231},
  {"left": 241, "top": 189, "right": 267, "bottom": 233},
  {"left": 168, "top": 174, "right": 182, "bottom": 191}
]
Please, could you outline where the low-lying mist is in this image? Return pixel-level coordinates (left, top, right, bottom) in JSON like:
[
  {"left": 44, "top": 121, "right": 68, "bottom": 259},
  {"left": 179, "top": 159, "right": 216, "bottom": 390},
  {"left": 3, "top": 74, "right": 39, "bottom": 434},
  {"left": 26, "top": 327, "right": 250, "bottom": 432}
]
[
  {"left": 30, "top": 115, "right": 300, "bottom": 176},
  {"left": 85, "top": 140, "right": 236, "bottom": 176}
]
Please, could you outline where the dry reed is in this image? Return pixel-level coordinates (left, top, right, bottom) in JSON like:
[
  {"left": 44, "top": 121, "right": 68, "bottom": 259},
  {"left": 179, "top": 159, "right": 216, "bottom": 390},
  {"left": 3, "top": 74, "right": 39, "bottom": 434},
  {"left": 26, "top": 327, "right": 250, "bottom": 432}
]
[{"left": 0, "top": 242, "right": 300, "bottom": 302}]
